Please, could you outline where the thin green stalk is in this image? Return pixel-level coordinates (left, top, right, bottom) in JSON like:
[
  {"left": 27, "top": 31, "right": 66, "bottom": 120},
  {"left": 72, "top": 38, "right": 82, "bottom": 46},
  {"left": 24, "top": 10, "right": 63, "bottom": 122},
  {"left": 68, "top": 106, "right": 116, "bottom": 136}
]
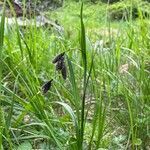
[
  {"left": 123, "top": 87, "right": 135, "bottom": 150},
  {"left": 67, "top": 56, "right": 81, "bottom": 147},
  {"left": 6, "top": 0, "right": 24, "bottom": 59},
  {"left": 80, "top": 2, "right": 87, "bottom": 149},
  {"left": 0, "top": 2, "right": 6, "bottom": 149}
]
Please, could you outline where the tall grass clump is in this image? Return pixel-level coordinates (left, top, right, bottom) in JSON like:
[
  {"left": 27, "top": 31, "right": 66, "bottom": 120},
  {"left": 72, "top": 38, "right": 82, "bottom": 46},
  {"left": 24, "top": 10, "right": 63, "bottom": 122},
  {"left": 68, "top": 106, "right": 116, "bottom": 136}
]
[
  {"left": 0, "top": 0, "right": 150, "bottom": 149},
  {"left": 0, "top": 2, "right": 7, "bottom": 150}
]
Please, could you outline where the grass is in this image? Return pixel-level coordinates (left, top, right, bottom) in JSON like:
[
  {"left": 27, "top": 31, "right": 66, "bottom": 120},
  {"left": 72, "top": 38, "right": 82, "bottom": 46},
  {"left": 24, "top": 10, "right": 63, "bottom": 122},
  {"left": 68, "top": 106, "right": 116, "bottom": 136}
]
[
  {"left": 0, "top": 2, "right": 6, "bottom": 150},
  {"left": 0, "top": 0, "right": 150, "bottom": 149}
]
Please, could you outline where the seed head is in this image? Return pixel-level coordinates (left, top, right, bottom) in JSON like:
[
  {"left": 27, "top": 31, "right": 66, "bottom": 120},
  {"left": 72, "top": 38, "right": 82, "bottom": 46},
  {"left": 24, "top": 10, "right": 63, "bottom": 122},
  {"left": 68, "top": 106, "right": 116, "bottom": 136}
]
[
  {"left": 52, "top": 52, "right": 65, "bottom": 64},
  {"left": 61, "top": 64, "right": 67, "bottom": 80},
  {"left": 52, "top": 52, "right": 67, "bottom": 80},
  {"left": 56, "top": 59, "right": 64, "bottom": 71},
  {"left": 42, "top": 79, "right": 53, "bottom": 94}
]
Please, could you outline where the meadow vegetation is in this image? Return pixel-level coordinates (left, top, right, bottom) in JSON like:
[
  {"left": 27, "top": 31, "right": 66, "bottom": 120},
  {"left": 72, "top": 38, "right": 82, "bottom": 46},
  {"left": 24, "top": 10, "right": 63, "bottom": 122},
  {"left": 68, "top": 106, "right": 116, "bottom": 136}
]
[{"left": 0, "top": 0, "right": 150, "bottom": 149}]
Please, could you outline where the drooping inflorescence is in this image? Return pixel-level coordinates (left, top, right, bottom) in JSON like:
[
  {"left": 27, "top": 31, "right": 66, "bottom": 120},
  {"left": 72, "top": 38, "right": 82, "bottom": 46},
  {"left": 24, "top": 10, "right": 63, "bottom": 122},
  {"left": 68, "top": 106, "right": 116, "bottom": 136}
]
[
  {"left": 42, "top": 79, "right": 53, "bottom": 94},
  {"left": 52, "top": 52, "right": 67, "bottom": 80}
]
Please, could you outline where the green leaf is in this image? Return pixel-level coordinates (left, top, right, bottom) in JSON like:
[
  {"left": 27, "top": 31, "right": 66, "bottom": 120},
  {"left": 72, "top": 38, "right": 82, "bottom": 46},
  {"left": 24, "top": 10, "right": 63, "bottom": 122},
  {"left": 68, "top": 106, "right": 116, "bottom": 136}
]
[
  {"left": 0, "top": 2, "right": 5, "bottom": 149},
  {"left": 17, "top": 141, "right": 32, "bottom": 150},
  {"left": 133, "top": 138, "right": 142, "bottom": 146},
  {"left": 55, "top": 101, "right": 78, "bottom": 128},
  {"left": 67, "top": 56, "right": 80, "bottom": 110}
]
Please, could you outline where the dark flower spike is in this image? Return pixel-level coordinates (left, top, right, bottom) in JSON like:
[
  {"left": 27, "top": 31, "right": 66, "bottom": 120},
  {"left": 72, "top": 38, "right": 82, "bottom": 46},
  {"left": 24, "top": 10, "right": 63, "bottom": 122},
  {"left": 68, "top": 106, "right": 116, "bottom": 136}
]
[
  {"left": 61, "top": 64, "right": 67, "bottom": 80},
  {"left": 56, "top": 60, "right": 64, "bottom": 71},
  {"left": 52, "top": 52, "right": 65, "bottom": 64},
  {"left": 42, "top": 79, "right": 53, "bottom": 94}
]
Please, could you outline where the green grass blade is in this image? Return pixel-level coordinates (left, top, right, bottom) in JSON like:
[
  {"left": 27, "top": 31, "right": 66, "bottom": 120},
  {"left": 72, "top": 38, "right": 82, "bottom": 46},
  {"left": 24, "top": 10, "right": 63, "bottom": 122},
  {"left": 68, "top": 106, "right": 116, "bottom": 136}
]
[
  {"left": 80, "top": 2, "right": 88, "bottom": 148},
  {"left": 0, "top": 2, "right": 6, "bottom": 149},
  {"left": 67, "top": 56, "right": 80, "bottom": 119}
]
